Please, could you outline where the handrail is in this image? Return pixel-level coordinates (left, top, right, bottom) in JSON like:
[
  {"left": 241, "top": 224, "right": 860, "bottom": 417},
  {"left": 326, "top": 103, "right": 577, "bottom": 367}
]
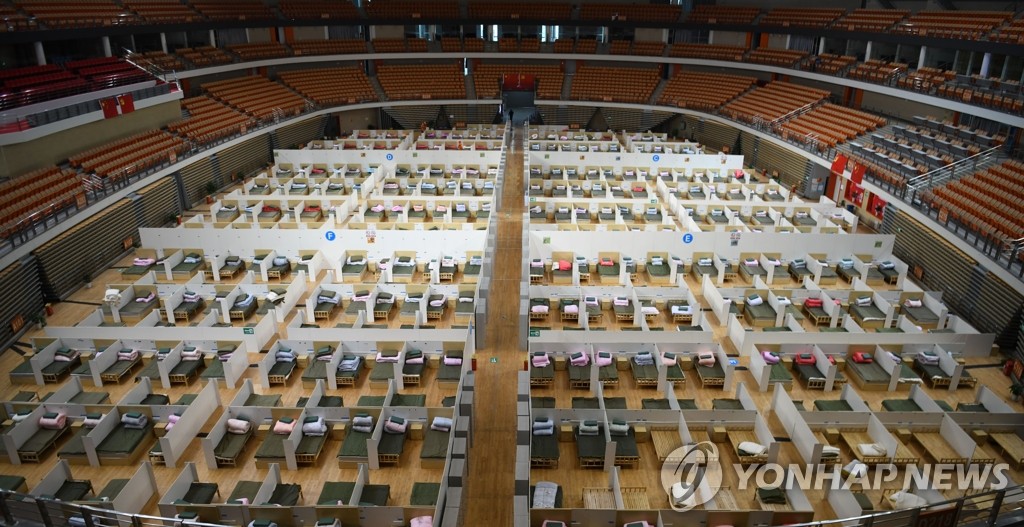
[
  {"left": 1, "top": 482, "right": 1020, "bottom": 527},
  {"left": 905, "top": 143, "right": 1004, "bottom": 190}
]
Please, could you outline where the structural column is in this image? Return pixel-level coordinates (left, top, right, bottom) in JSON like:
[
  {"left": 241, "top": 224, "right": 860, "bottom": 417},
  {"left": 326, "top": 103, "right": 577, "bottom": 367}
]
[
  {"left": 209, "top": 29, "right": 216, "bottom": 48},
  {"left": 160, "top": 33, "right": 168, "bottom": 53},
  {"left": 980, "top": 52, "right": 992, "bottom": 78},
  {"left": 864, "top": 41, "right": 873, "bottom": 62},
  {"left": 102, "top": 36, "right": 112, "bottom": 57},
  {"left": 918, "top": 46, "right": 927, "bottom": 69},
  {"left": 33, "top": 41, "right": 45, "bottom": 65},
  {"left": 818, "top": 37, "right": 826, "bottom": 55}
]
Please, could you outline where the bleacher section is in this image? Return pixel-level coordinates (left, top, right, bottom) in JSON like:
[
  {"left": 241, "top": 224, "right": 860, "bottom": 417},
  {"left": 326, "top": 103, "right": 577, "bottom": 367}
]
[
  {"left": 759, "top": 7, "right": 843, "bottom": 28},
  {"left": 176, "top": 46, "right": 234, "bottom": 67},
  {"left": 168, "top": 95, "right": 254, "bottom": 145},
  {"left": 721, "top": 81, "right": 830, "bottom": 124},
  {"left": 278, "top": 66, "right": 376, "bottom": 106},
  {"left": 813, "top": 54, "right": 857, "bottom": 75},
  {"left": 189, "top": 0, "right": 276, "bottom": 21},
  {"left": 0, "top": 60, "right": 152, "bottom": 111},
  {"left": 127, "top": 50, "right": 188, "bottom": 73},
  {"left": 0, "top": 166, "right": 81, "bottom": 236},
  {"left": 991, "top": 17, "right": 1024, "bottom": 44},
  {"left": 201, "top": 76, "right": 308, "bottom": 121},
  {"left": 226, "top": 42, "right": 292, "bottom": 61},
  {"left": 473, "top": 64, "right": 562, "bottom": 100},
  {"left": 377, "top": 63, "right": 465, "bottom": 100},
  {"left": 468, "top": 2, "right": 570, "bottom": 20},
  {"left": 366, "top": 0, "right": 458, "bottom": 18},
  {"left": 290, "top": 39, "right": 366, "bottom": 56},
  {"left": 124, "top": 0, "right": 202, "bottom": 23},
  {"left": 746, "top": 48, "right": 808, "bottom": 68},
  {"left": 569, "top": 65, "right": 660, "bottom": 104},
  {"left": 609, "top": 40, "right": 665, "bottom": 57},
  {"left": 835, "top": 9, "right": 908, "bottom": 32},
  {"left": 685, "top": 4, "right": 760, "bottom": 24},
  {"left": 669, "top": 43, "right": 746, "bottom": 61},
  {"left": 13, "top": 0, "right": 139, "bottom": 28},
  {"left": 847, "top": 59, "right": 908, "bottom": 84},
  {"left": 578, "top": 3, "right": 680, "bottom": 22},
  {"left": 779, "top": 102, "right": 885, "bottom": 150},
  {"left": 65, "top": 57, "right": 151, "bottom": 89},
  {"left": 278, "top": 0, "right": 360, "bottom": 20},
  {"left": 925, "top": 161, "right": 1024, "bottom": 241},
  {"left": 657, "top": 71, "right": 755, "bottom": 111},
  {"left": 893, "top": 10, "right": 1012, "bottom": 39},
  {"left": 69, "top": 130, "right": 187, "bottom": 180}
]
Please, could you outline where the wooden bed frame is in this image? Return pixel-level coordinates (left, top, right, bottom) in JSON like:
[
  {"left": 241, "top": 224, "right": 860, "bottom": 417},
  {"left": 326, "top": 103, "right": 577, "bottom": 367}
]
[
  {"left": 728, "top": 429, "right": 768, "bottom": 465},
  {"left": 100, "top": 356, "right": 141, "bottom": 384},
  {"left": 914, "top": 431, "right": 968, "bottom": 465},
  {"left": 839, "top": 430, "right": 889, "bottom": 466},
  {"left": 652, "top": 428, "right": 681, "bottom": 462},
  {"left": 803, "top": 304, "right": 832, "bottom": 326},
  {"left": 991, "top": 433, "right": 1024, "bottom": 468},
  {"left": 18, "top": 426, "right": 69, "bottom": 463}
]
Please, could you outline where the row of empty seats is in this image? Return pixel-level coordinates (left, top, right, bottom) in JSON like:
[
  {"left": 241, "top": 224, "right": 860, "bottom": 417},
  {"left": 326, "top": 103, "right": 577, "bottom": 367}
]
[
  {"left": 69, "top": 130, "right": 187, "bottom": 179},
  {"left": 440, "top": 37, "right": 485, "bottom": 53},
  {"left": 0, "top": 166, "right": 81, "bottom": 235},
  {"left": 189, "top": 0, "right": 275, "bottom": 21},
  {"left": 0, "top": 59, "right": 152, "bottom": 111},
  {"left": 202, "top": 75, "right": 308, "bottom": 121},
  {"left": 657, "top": 71, "right": 755, "bottom": 111},
  {"left": 925, "top": 161, "right": 1024, "bottom": 241},
  {"left": 834, "top": 9, "right": 909, "bottom": 32},
  {"left": 779, "top": 103, "right": 885, "bottom": 150},
  {"left": 579, "top": 3, "right": 681, "bottom": 22},
  {"left": 175, "top": 46, "right": 234, "bottom": 67},
  {"left": 168, "top": 95, "right": 254, "bottom": 146},
  {"left": 376, "top": 63, "right": 465, "bottom": 100},
  {"left": 746, "top": 48, "right": 809, "bottom": 68},
  {"left": 569, "top": 65, "right": 659, "bottom": 104},
  {"left": 498, "top": 37, "right": 541, "bottom": 54},
  {"left": 813, "top": 54, "right": 857, "bottom": 75},
  {"left": 278, "top": 66, "right": 376, "bottom": 106},
  {"left": 226, "top": 42, "right": 292, "bottom": 61},
  {"left": 278, "top": 0, "right": 360, "bottom": 20},
  {"left": 365, "top": 0, "right": 458, "bottom": 19},
  {"left": 721, "top": 81, "right": 830, "bottom": 124},
  {"left": 609, "top": 40, "right": 665, "bottom": 57},
  {"left": 123, "top": 0, "right": 203, "bottom": 23},
  {"left": 893, "top": 10, "right": 1012, "bottom": 40},
  {"left": 759, "top": 7, "right": 844, "bottom": 28},
  {"left": 468, "top": 2, "right": 570, "bottom": 20}
]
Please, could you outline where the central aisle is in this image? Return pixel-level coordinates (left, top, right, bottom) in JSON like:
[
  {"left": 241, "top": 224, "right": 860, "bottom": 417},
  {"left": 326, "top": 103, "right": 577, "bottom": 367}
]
[{"left": 463, "top": 125, "right": 525, "bottom": 526}]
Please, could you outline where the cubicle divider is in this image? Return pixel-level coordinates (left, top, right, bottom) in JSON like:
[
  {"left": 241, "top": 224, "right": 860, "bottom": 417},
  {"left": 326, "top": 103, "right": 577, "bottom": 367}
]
[{"left": 156, "top": 380, "right": 219, "bottom": 468}]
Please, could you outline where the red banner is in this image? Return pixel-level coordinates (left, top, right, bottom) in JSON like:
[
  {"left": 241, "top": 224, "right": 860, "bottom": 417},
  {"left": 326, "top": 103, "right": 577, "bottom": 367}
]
[
  {"left": 851, "top": 162, "right": 866, "bottom": 185},
  {"left": 830, "top": 153, "right": 848, "bottom": 174},
  {"left": 502, "top": 73, "right": 535, "bottom": 91},
  {"left": 100, "top": 97, "right": 118, "bottom": 119},
  {"left": 116, "top": 93, "right": 134, "bottom": 114}
]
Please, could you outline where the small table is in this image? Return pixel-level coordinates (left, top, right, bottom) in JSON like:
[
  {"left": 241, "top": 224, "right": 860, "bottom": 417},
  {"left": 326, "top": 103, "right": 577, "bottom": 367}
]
[
  {"left": 559, "top": 424, "right": 574, "bottom": 442},
  {"left": 833, "top": 357, "right": 846, "bottom": 372},
  {"left": 616, "top": 356, "right": 629, "bottom": 371},
  {"left": 971, "top": 429, "right": 989, "bottom": 446},
  {"left": 257, "top": 423, "right": 272, "bottom": 438},
  {"left": 634, "top": 425, "right": 650, "bottom": 443},
  {"left": 711, "top": 426, "right": 727, "bottom": 443},
  {"left": 895, "top": 428, "right": 912, "bottom": 443},
  {"left": 409, "top": 422, "right": 424, "bottom": 440},
  {"left": 824, "top": 427, "right": 840, "bottom": 444},
  {"left": 554, "top": 357, "right": 566, "bottom": 371},
  {"left": 680, "top": 356, "right": 694, "bottom": 370}
]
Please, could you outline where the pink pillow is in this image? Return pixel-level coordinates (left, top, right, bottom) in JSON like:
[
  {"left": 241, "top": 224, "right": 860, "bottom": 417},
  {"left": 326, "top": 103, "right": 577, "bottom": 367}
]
[{"left": 558, "top": 260, "right": 570, "bottom": 271}]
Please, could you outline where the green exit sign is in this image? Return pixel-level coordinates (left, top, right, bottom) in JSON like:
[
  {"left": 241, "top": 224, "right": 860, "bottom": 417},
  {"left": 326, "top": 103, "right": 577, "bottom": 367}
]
[
  {"left": 529, "top": 329, "right": 540, "bottom": 337},
  {"left": 243, "top": 327, "right": 254, "bottom": 335}
]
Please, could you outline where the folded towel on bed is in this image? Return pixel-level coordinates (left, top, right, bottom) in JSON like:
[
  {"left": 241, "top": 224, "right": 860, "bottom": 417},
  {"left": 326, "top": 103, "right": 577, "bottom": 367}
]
[
  {"left": 916, "top": 351, "right": 939, "bottom": 365},
  {"left": 531, "top": 353, "right": 550, "bottom": 368},
  {"left": 697, "top": 258, "right": 713, "bottom": 267},
  {"left": 302, "top": 417, "right": 327, "bottom": 436},
  {"left": 609, "top": 422, "right": 629, "bottom": 436},
  {"left": 905, "top": 298, "right": 922, "bottom": 308},
  {"left": 856, "top": 296, "right": 872, "bottom": 307},
  {"left": 248, "top": 520, "right": 278, "bottom": 527},
  {"left": 762, "top": 351, "right": 780, "bottom": 364},
  {"left": 376, "top": 351, "right": 400, "bottom": 363},
  {"left": 578, "top": 423, "right": 599, "bottom": 436},
  {"left": 747, "top": 295, "right": 764, "bottom": 306},
  {"left": 879, "top": 261, "right": 896, "bottom": 270},
  {"left": 569, "top": 352, "right": 589, "bottom": 367},
  {"left": 612, "top": 296, "right": 629, "bottom": 307},
  {"left": 697, "top": 352, "right": 715, "bottom": 367},
  {"left": 135, "top": 292, "right": 155, "bottom": 303},
  {"left": 443, "top": 355, "right": 462, "bottom": 366},
  {"left": 276, "top": 349, "right": 296, "bottom": 362},
  {"left": 121, "top": 412, "right": 148, "bottom": 429},
  {"left": 83, "top": 413, "right": 102, "bottom": 428},
  {"left": 562, "top": 304, "right": 578, "bottom": 314},
  {"left": 273, "top": 418, "right": 295, "bottom": 435},
  {"left": 641, "top": 306, "right": 658, "bottom": 315},
  {"left": 857, "top": 443, "right": 886, "bottom": 457},
  {"left": 595, "top": 352, "right": 613, "bottom": 367},
  {"left": 888, "top": 491, "right": 929, "bottom": 510},
  {"left": 39, "top": 412, "right": 66, "bottom": 430},
  {"left": 180, "top": 347, "right": 202, "bottom": 361},
  {"left": 338, "top": 355, "right": 360, "bottom": 371},
  {"left": 671, "top": 304, "right": 692, "bottom": 315},
  {"left": 822, "top": 446, "right": 841, "bottom": 458},
  {"left": 384, "top": 416, "right": 407, "bottom": 434},
  {"left": 530, "top": 305, "right": 548, "bottom": 314},
  {"left": 352, "top": 415, "right": 373, "bottom": 427},
  {"left": 430, "top": 416, "right": 453, "bottom": 432},
  {"left": 738, "top": 441, "right": 766, "bottom": 456},
  {"left": 633, "top": 352, "right": 654, "bottom": 366},
  {"left": 117, "top": 349, "right": 139, "bottom": 361},
  {"left": 661, "top": 352, "right": 677, "bottom": 366}
]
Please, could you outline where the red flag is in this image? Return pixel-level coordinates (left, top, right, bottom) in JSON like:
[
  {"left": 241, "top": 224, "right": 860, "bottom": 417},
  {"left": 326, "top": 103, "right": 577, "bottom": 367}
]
[
  {"left": 830, "top": 153, "right": 848, "bottom": 174},
  {"left": 100, "top": 98, "right": 118, "bottom": 119},
  {"left": 116, "top": 93, "right": 134, "bottom": 114},
  {"left": 851, "top": 163, "right": 866, "bottom": 185}
]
